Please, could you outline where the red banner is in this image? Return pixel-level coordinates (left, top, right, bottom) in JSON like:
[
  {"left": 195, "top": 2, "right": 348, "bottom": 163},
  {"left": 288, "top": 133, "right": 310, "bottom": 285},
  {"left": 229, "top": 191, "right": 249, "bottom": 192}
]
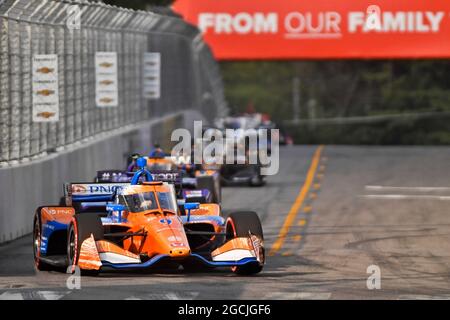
[{"left": 172, "top": 0, "right": 450, "bottom": 60}]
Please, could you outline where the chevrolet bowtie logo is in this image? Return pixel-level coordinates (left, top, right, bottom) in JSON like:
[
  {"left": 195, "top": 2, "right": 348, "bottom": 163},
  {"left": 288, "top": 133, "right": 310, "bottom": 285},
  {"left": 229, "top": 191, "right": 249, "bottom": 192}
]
[
  {"left": 36, "top": 89, "right": 55, "bottom": 96},
  {"left": 99, "top": 80, "right": 114, "bottom": 85},
  {"left": 99, "top": 97, "right": 113, "bottom": 103},
  {"left": 36, "top": 111, "right": 55, "bottom": 119},
  {"left": 36, "top": 67, "right": 54, "bottom": 74},
  {"left": 99, "top": 62, "right": 113, "bottom": 68}
]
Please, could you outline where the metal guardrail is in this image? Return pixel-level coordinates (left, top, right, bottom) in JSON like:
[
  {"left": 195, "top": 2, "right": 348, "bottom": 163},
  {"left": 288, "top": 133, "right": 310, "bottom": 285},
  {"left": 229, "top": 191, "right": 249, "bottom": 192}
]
[{"left": 0, "top": 0, "right": 227, "bottom": 165}]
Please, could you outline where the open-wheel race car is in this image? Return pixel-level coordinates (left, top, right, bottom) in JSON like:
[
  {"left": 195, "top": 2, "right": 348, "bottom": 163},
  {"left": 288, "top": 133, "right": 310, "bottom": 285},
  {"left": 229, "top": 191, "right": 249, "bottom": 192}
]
[
  {"left": 33, "top": 158, "right": 264, "bottom": 275},
  {"left": 97, "top": 154, "right": 222, "bottom": 204}
]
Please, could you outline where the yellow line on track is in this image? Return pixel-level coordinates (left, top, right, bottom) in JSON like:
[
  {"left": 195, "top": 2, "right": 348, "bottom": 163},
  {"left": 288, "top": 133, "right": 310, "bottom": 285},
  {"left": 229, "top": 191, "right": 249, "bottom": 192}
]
[{"left": 268, "top": 145, "right": 324, "bottom": 256}]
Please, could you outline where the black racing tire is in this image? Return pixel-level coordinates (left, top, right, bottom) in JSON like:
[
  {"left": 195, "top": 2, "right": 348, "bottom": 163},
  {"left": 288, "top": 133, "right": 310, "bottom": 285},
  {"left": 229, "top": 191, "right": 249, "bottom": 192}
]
[
  {"left": 225, "top": 211, "right": 265, "bottom": 275},
  {"left": 196, "top": 175, "right": 221, "bottom": 204},
  {"left": 33, "top": 211, "right": 52, "bottom": 271},
  {"left": 67, "top": 214, "right": 103, "bottom": 276},
  {"left": 226, "top": 212, "right": 264, "bottom": 241}
]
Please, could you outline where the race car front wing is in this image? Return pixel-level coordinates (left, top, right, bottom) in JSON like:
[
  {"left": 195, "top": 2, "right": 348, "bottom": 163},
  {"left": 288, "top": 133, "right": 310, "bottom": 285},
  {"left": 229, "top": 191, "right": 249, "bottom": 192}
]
[{"left": 79, "top": 235, "right": 262, "bottom": 271}]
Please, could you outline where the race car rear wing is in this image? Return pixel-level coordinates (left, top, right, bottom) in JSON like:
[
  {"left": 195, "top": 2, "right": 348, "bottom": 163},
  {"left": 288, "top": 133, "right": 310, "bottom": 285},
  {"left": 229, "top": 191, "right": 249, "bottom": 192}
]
[
  {"left": 96, "top": 170, "right": 182, "bottom": 184},
  {"left": 64, "top": 182, "right": 129, "bottom": 203}
]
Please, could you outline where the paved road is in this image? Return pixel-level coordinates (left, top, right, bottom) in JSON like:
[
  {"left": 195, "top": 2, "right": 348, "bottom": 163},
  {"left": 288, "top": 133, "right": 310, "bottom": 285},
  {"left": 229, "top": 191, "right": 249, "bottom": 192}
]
[{"left": 1, "top": 145, "right": 450, "bottom": 300}]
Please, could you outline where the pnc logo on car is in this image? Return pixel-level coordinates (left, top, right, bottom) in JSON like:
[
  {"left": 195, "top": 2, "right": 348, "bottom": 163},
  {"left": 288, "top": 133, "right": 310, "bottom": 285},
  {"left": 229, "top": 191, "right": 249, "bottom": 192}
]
[{"left": 88, "top": 185, "right": 123, "bottom": 193}]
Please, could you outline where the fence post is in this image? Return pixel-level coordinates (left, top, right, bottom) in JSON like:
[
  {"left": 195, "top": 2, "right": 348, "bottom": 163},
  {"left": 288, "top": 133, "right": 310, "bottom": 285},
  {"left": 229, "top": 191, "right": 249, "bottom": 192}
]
[{"left": 0, "top": 14, "right": 10, "bottom": 164}]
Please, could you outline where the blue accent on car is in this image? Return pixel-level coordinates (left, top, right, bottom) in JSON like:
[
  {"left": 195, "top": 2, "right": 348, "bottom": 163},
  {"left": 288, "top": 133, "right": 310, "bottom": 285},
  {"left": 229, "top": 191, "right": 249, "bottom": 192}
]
[
  {"left": 184, "top": 202, "right": 200, "bottom": 222},
  {"left": 184, "top": 202, "right": 200, "bottom": 211},
  {"left": 136, "top": 157, "right": 147, "bottom": 169},
  {"left": 41, "top": 220, "right": 70, "bottom": 255},
  {"left": 80, "top": 202, "right": 107, "bottom": 210},
  {"left": 190, "top": 254, "right": 258, "bottom": 267},
  {"left": 100, "top": 254, "right": 258, "bottom": 269},
  {"left": 130, "top": 158, "right": 153, "bottom": 185},
  {"left": 72, "top": 194, "right": 114, "bottom": 202},
  {"left": 181, "top": 215, "right": 225, "bottom": 226},
  {"left": 106, "top": 203, "right": 126, "bottom": 222},
  {"left": 106, "top": 203, "right": 126, "bottom": 212},
  {"left": 159, "top": 218, "right": 172, "bottom": 225}
]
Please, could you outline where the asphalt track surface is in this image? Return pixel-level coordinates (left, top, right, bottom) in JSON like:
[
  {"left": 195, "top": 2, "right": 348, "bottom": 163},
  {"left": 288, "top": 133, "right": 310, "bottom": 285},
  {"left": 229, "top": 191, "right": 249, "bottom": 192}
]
[{"left": 1, "top": 145, "right": 450, "bottom": 300}]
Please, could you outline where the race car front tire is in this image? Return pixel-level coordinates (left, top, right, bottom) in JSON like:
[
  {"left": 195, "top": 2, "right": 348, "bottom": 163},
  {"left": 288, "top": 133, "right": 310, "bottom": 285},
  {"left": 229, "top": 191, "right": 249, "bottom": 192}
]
[
  {"left": 33, "top": 213, "right": 52, "bottom": 271},
  {"left": 226, "top": 211, "right": 265, "bottom": 275},
  {"left": 67, "top": 214, "right": 103, "bottom": 275}
]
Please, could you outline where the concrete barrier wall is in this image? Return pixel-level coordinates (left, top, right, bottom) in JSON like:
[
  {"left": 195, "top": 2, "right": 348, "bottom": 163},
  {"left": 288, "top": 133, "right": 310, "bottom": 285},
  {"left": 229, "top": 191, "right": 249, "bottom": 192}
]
[{"left": 0, "top": 110, "right": 204, "bottom": 244}]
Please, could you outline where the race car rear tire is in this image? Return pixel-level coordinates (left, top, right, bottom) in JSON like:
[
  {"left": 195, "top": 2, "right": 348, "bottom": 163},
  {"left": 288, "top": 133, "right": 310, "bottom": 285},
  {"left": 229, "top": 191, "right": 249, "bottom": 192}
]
[
  {"left": 33, "top": 213, "right": 52, "bottom": 271},
  {"left": 226, "top": 212, "right": 264, "bottom": 275},
  {"left": 67, "top": 214, "right": 103, "bottom": 276},
  {"left": 196, "top": 175, "right": 221, "bottom": 204}
]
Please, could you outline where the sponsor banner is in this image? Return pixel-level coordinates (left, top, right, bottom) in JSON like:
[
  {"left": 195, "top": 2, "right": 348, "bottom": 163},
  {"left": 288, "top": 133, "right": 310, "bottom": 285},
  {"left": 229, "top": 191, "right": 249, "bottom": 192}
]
[
  {"left": 95, "top": 52, "right": 118, "bottom": 107},
  {"left": 172, "top": 0, "right": 450, "bottom": 59},
  {"left": 32, "top": 54, "right": 59, "bottom": 122},
  {"left": 143, "top": 52, "right": 161, "bottom": 99}
]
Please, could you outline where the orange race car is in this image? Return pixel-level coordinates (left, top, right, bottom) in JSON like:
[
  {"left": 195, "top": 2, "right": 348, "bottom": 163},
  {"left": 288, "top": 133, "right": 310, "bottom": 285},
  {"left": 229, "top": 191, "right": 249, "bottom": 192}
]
[
  {"left": 33, "top": 158, "right": 264, "bottom": 275},
  {"left": 99, "top": 153, "right": 222, "bottom": 204}
]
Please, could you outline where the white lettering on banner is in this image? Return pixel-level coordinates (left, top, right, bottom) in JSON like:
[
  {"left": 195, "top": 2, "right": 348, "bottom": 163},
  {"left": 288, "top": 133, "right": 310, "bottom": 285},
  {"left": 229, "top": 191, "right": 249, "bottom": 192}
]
[
  {"left": 383, "top": 12, "right": 406, "bottom": 32},
  {"left": 427, "top": 12, "right": 445, "bottom": 32},
  {"left": 199, "top": 12, "right": 278, "bottom": 34},
  {"left": 198, "top": 10, "right": 446, "bottom": 38},
  {"left": 284, "top": 12, "right": 341, "bottom": 38},
  {"left": 348, "top": 11, "right": 445, "bottom": 33}
]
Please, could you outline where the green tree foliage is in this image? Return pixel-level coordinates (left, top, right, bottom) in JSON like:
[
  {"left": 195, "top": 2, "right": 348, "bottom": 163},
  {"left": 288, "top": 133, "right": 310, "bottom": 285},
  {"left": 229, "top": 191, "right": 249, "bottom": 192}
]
[
  {"left": 221, "top": 60, "right": 450, "bottom": 144},
  {"left": 221, "top": 60, "right": 450, "bottom": 118},
  {"left": 221, "top": 62, "right": 294, "bottom": 123}
]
